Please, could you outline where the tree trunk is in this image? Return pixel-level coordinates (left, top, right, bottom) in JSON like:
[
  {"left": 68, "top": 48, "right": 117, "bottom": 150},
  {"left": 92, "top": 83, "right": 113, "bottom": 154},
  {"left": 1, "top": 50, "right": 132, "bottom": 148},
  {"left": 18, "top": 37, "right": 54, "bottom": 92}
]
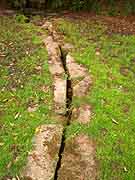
[
  {"left": 26, "top": 0, "right": 30, "bottom": 8},
  {"left": 45, "top": 0, "right": 49, "bottom": 9},
  {"left": 0, "top": 0, "right": 7, "bottom": 8}
]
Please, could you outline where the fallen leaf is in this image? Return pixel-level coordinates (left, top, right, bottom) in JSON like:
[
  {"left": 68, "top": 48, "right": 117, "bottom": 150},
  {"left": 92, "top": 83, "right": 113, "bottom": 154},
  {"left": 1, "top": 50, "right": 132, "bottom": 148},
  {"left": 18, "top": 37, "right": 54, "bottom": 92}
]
[
  {"left": 16, "top": 175, "right": 20, "bottom": 180},
  {"left": 26, "top": 51, "right": 29, "bottom": 55},
  {"left": 0, "top": 143, "right": 4, "bottom": 146},
  {"left": 112, "top": 119, "right": 119, "bottom": 125},
  {"left": 36, "top": 65, "right": 42, "bottom": 70},
  {"left": 123, "top": 167, "right": 128, "bottom": 172},
  {"left": 0, "top": 54, "right": 6, "bottom": 57},
  {"left": 29, "top": 113, "right": 34, "bottom": 117},
  {"left": 35, "top": 127, "right": 40, "bottom": 134},
  {"left": 9, "top": 123, "right": 14, "bottom": 127},
  {"left": 96, "top": 51, "right": 100, "bottom": 56},
  {"left": 28, "top": 104, "right": 38, "bottom": 112},
  {"left": 7, "top": 161, "right": 12, "bottom": 169},
  {"left": 41, "top": 85, "right": 49, "bottom": 93},
  {"left": 12, "top": 178, "right": 17, "bottom": 180},
  {"left": 3, "top": 99, "right": 8, "bottom": 103},
  {"left": 15, "top": 113, "right": 20, "bottom": 119}
]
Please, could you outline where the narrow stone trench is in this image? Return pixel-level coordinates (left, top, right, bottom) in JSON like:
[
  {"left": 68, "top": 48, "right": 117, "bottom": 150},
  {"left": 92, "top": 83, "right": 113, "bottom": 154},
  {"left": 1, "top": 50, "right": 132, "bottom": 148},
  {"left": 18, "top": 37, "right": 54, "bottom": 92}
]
[
  {"left": 59, "top": 46, "right": 73, "bottom": 122},
  {"left": 54, "top": 46, "right": 73, "bottom": 180},
  {"left": 22, "top": 20, "right": 97, "bottom": 180}
]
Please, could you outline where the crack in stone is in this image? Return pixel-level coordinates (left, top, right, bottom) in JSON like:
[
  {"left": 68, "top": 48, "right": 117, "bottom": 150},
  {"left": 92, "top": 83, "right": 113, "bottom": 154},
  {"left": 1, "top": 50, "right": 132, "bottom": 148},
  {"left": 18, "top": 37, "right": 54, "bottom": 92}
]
[
  {"left": 54, "top": 44, "right": 73, "bottom": 180},
  {"left": 21, "top": 125, "right": 64, "bottom": 180},
  {"left": 22, "top": 20, "right": 97, "bottom": 180},
  {"left": 54, "top": 129, "right": 66, "bottom": 180},
  {"left": 60, "top": 46, "right": 73, "bottom": 122},
  {"left": 42, "top": 20, "right": 96, "bottom": 180}
]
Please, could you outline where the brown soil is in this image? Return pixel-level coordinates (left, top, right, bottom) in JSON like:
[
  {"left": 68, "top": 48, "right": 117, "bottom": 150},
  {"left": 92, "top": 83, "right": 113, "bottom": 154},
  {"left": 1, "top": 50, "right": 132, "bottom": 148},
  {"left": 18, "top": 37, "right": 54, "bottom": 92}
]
[
  {"left": 120, "top": 66, "right": 130, "bottom": 76},
  {"left": 63, "top": 11, "right": 135, "bottom": 35}
]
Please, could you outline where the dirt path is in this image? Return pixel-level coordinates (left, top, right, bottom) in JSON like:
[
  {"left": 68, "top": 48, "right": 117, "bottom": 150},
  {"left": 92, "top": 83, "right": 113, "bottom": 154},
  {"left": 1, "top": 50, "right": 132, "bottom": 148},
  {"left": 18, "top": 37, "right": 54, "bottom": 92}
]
[{"left": 22, "top": 19, "right": 97, "bottom": 180}]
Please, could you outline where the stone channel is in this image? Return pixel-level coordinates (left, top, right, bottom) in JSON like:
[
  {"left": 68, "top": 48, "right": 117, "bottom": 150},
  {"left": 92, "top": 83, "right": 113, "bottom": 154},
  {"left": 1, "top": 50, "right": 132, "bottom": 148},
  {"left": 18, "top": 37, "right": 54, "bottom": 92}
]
[{"left": 22, "top": 19, "right": 97, "bottom": 180}]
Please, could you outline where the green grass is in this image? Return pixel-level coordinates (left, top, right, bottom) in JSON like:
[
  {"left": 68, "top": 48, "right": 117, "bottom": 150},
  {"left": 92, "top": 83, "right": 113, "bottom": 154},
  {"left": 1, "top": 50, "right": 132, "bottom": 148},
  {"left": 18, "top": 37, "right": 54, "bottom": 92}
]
[
  {"left": 0, "top": 16, "right": 53, "bottom": 178},
  {"left": 1, "top": 15, "right": 135, "bottom": 180},
  {"left": 57, "top": 19, "right": 135, "bottom": 179}
]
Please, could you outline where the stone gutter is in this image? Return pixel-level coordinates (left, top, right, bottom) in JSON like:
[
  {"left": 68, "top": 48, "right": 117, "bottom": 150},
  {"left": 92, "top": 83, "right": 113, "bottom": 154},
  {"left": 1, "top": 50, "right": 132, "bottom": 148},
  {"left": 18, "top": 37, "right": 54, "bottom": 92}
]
[{"left": 22, "top": 19, "right": 97, "bottom": 180}]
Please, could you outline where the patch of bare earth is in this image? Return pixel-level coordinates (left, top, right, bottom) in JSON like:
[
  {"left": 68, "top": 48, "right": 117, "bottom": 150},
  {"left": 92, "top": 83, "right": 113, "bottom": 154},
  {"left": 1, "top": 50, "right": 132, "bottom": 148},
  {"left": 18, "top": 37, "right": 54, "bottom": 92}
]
[
  {"left": 58, "top": 134, "right": 98, "bottom": 180},
  {"left": 62, "top": 12, "right": 135, "bottom": 35}
]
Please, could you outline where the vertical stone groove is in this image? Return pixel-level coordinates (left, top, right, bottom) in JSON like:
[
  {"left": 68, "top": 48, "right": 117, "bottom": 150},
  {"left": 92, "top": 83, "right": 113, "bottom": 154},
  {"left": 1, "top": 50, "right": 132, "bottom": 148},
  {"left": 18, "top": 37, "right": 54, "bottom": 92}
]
[
  {"left": 54, "top": 46, "right": 73, "bottom": 180},
  {"left": 42, "top": 20, "right": 96, "bottom": 180}
]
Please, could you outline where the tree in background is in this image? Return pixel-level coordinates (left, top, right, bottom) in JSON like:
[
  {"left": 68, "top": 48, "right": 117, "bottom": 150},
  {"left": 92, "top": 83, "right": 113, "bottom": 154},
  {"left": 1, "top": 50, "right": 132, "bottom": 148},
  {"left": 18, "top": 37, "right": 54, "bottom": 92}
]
[{"left": 6, "top": 0, "right": 135, "bottom": 14}]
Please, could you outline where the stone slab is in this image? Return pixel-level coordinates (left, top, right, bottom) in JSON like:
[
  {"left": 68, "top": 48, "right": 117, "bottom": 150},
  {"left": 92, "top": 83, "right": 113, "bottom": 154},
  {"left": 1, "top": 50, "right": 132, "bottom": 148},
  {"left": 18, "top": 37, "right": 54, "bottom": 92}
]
[
  {"left": 44, "top": 36, "right": 61, "bottom": 57},
  {"left": 72, "top": 104, "right": 92, "bottom": 124},
  {"left": 54, "top": 76, "right": 67, "bottom": 115},
  {"left": 66, "top": 54, "right": 87, "bottom": 79},
  {"left": 58, "top": 134, "right": 97, "bottom": 180},
  {"left": 48, "top": 58, "right": 64, "bottom": 76},
  {"left": 44, "top": 36, "right": 64, "bottom": 76},
  {"left": 43, "top": 36, "right": 66, "bottom": 115},
  {"left": 42, "top": 21, "right": 53, "bottom": 32},
  {"left": 22, "top": 124, "right": 63, "bottom": 180},
  {"left": 73, "top": 76, "right": 92, "bottom": 97}
]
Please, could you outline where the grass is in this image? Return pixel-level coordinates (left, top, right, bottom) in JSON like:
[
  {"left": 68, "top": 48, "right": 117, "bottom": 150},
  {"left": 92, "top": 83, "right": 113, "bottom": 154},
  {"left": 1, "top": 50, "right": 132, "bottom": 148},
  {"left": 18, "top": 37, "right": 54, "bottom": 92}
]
[
  {"left": 0, "top": 16, "right": 53, "bottom": 178},
  {"left": 56, "top": 18, "right": 135, "bottom": 179},
  {"left": 1, "top": 14, "right": 135, "bottom": 180}
]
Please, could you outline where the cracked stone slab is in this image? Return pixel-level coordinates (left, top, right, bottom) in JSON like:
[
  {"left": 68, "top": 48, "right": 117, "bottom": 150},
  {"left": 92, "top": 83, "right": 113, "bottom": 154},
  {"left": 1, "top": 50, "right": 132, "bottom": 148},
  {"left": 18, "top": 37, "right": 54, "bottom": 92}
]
[
  {"left": 42, "top": 21, "right": 64, "bottom": 43},
  {"left": 42, "top": 21, "right": 53, "bottom": 32},
  {"left": 50, "top": 114, "right": 66, "bottom": 125},
  {"left": 44, "top": 36, "right": 62, "bottom": 61},
  {"left": 61, "top": 43, "right": 74, "bottom": 56},
  {"left": 58, "top": 134, "right": 97, "bottom": 180},
  {"left": 54, "top": 76, "right": 67, "bottom": 115},
  {"left": 44, "top": 37, "right": 64, "bottom": 75},
  {"left": 22, "top": 124, "right": 63, "bottom": 180},
  {"left": 73, "top": 76, "right": 92, "bottom": 97},
  {"left": 66, "top": 54, "right": 87, "bottom": 79},
  {"left": 43, "top": 36, "right": 67, "bottom": 115},
  {"left": 72, "top": 104, "right": 92, "bottom": 124},
  {"left": 62, "top": 43, "right": 74, "bottom": 51},
  {"left": 48, "top": 58, "right": 64, "bottom": 76}
]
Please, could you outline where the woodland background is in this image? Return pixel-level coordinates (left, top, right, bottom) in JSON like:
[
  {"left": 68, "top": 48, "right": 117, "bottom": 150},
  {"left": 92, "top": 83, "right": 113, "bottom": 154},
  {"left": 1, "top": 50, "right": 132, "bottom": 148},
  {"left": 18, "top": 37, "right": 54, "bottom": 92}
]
[{"left": 1, "top": 0, "right": 135, "bottom": 15}]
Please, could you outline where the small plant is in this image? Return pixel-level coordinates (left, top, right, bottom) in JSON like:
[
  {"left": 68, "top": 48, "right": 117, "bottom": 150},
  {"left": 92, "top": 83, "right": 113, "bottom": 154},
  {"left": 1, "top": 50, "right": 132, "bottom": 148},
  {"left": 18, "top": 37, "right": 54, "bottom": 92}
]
[
  {"left": 108, "top": 7, "right": 118, "bottom": 16},
  {"left": 71, "top": 0, "right": 84, "bottom": 11},
  {"left": 8, "top": 0, "right": 26, "bottom": 9},
  {"left": 124, "top": 0, "right": 135, "bottom": 15},
  {"left": 15, "top": 14, "right": 29, "bottom": 23},
  {"left": 46, "top": 0, "right": 64, "bottom": 9},
  {"left": 87, "top": 1, "right": 100, "bottom": 13}
]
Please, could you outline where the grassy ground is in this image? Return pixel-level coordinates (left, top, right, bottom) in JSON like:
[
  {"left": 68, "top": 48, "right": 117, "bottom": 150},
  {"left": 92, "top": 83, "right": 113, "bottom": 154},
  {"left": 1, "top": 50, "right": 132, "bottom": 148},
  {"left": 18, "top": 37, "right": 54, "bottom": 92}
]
[
  {"left": 0, "top": 16, "right": 53, "bottom": 178},
  {"left": 1, "top": 14, "right": 135, "bottom": 180},
  {"left": 56, "top": 18, "right": 135, "bottom": 179}
]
